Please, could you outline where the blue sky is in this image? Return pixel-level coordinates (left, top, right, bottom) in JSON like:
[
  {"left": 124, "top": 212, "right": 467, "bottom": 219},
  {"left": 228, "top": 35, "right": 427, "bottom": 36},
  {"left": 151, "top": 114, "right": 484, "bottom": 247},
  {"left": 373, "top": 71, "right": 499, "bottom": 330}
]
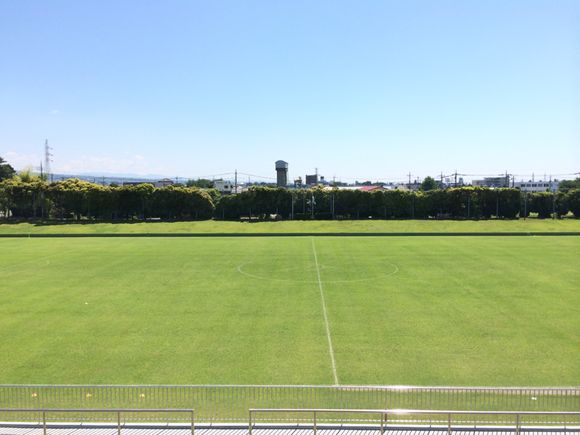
[{"left": 0, "top": 0, "right": 578, "bottom": 183}]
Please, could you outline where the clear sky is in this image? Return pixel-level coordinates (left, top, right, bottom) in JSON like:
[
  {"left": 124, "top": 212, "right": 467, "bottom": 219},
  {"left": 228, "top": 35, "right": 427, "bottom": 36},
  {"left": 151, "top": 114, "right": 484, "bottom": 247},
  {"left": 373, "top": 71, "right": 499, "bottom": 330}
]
[{"left": 0, "top": 0, "right": 578, "bottom": 183}]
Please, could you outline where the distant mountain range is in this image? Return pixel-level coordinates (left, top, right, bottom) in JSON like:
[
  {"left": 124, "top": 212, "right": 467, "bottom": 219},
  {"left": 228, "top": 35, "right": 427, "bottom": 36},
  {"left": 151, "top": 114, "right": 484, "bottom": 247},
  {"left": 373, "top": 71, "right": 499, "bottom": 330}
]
[{"left": 43, "top": 172, "right": 187, "bottom": 185}]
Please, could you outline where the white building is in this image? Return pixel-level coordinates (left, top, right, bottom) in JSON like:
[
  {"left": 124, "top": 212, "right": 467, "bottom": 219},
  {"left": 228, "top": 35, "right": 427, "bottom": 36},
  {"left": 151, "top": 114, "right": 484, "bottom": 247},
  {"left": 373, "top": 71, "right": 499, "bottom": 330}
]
[
  {"left": 214, "top": 179, "right": 237, "bottom": 194},
  {"left": 514, "top": 180, "right": 559, "bottom": 192}
]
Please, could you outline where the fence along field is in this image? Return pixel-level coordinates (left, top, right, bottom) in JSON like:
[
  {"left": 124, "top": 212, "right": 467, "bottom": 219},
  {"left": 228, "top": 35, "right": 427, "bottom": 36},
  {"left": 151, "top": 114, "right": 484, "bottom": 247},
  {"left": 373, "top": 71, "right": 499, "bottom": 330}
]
[{"left": 1, "top": 385, "right": 580, "bottom": 424}]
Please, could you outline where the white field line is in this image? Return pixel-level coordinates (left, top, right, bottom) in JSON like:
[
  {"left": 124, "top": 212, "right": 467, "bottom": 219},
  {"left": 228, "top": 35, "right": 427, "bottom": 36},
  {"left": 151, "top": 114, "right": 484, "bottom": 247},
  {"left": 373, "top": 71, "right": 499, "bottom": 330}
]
[{"left": 310, "top": 237, "right": 339, "bottom": 385}]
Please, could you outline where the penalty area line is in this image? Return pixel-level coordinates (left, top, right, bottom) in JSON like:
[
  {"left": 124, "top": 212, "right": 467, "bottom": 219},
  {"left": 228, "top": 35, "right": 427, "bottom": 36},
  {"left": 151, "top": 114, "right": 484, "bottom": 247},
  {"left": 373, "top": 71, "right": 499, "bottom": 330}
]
[{"left": 310, "top": 237, "right": 339, "bottom": 386}]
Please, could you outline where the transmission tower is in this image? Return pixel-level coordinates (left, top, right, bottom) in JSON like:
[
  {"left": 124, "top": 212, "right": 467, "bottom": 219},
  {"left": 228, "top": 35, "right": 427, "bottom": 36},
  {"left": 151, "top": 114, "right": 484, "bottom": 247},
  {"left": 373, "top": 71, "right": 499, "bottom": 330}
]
[{"left": 44, "top": 139, "right": 53, "bottom": 182}]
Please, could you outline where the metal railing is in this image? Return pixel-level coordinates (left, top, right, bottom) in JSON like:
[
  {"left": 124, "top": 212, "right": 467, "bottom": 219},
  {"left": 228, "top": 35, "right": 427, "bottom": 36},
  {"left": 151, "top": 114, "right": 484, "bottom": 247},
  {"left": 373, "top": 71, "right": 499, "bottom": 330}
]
[
  {"left": 0, "top": 408, "right": 195, "bottom": 435},
  {"left": 250, "top": 408, "right": 387, "bottom": 435},
  {"left": 249, "top": 408, "right": 580, "bottom": 435},
  {"left": 0, "top": 385, "right": 579, "bottom": 423}
]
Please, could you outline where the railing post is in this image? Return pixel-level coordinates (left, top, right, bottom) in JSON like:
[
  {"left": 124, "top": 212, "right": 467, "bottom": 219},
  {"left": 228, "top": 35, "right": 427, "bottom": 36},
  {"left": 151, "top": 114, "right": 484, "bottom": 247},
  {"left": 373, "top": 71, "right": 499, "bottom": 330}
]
[
  {"left": 447, "top": 413, "right": 451, "bottom": 435},
  {"left": 313, "top": 411, "right": 317, "bottom": 435},
  {"left": 248, "top": 410, "right": 252, "bottom": 435},
  {"left": 117, "top": 411, "right": 121, "bottom": 435},
  {"left": 43, "top": 411, "right": 47, "bottom": 435},
  {"left": 515, "top": 413, "right": 520, "bottom": 435},
  {"left": 380, "top": 413, "right": 384, "bottom": 435},
  {"left": 191, "top": 410, "right": 195, "bottom": 435}
]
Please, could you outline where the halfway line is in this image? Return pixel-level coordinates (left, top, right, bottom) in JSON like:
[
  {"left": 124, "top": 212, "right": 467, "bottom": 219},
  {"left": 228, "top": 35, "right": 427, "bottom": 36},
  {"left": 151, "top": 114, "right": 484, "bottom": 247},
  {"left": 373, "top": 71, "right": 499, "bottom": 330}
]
[{"left": 310, "top": 237, "right": 339, "bottom": 385}]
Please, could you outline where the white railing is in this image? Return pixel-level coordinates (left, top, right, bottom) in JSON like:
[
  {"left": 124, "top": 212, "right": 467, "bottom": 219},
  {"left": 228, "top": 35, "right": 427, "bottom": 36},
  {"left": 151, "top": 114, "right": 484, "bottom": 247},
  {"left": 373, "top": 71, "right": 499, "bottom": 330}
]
[
  {"left": 0, "top": 408, "right": 195, "bottom": 435},
  {"left": 249, "top": 408, "right": 580, "bottom": 435}
]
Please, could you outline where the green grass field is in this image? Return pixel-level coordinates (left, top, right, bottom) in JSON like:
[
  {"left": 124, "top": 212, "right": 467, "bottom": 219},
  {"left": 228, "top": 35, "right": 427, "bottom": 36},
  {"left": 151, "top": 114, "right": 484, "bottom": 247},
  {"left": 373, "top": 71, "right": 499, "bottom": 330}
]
[
  {"left": 1, "top": 234, "right": 578, "bottom": 387},
  {"left": 1, "top": 218, "right": 579, "bottom": 234}
]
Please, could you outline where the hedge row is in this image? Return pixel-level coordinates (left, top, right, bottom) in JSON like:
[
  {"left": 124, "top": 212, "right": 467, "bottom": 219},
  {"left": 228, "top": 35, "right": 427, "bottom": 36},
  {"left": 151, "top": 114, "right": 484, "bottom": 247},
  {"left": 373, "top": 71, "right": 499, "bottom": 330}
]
[
  {"left": 217, "top": 187, "right": 579, "bottom": 219},
  {"left": 1, "top": 178, "right": 579, "bottom": 221},
  {"left": 0, "top": 178, "right": 214, "bottom": 220}
]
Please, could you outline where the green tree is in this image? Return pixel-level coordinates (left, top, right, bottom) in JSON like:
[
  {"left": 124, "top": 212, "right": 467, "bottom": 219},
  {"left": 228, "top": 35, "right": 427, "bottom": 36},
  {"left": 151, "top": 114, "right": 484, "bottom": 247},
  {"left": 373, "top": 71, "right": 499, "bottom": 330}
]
[
  {"left": 420, "top": 176, "right": 438, "bottom": 191},
  {"left": 0, "top": 157, "right": 16, "bottom": 181},
  {"left": 558, "top": 178, "right": 580, "bottom": 193},
  {"left": 529, "top": 192, "right": 555, "bottom": 218},
  {"left": 0, "top": 178, "right": 49, "bottom": 218},
  {"left": 566, "top": 189, "right": 580, "bottom": 217},
  {"left": 186, "top": 178, "right": 214, "bottom": 188}
]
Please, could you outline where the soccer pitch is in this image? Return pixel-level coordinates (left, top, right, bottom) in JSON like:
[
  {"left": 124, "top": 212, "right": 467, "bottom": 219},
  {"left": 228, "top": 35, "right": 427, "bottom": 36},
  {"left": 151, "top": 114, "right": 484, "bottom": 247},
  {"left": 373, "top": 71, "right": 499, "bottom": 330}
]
[{"left": 1, "top": 235, "right": 579, "bottom": 386}]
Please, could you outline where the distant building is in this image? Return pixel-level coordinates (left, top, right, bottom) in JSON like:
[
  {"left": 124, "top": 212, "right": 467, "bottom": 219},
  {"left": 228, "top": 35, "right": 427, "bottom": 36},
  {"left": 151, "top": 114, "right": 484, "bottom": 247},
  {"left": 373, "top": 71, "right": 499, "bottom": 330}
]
[
  {"left": 305, "top": 174, "right": 318, "bottom": 186},
  {"left": 358, "top": 185, "right": 385, "bottom": 192},
  {"left": 514, "top": 180, "right": 559, "bottom": 192},
  {"left": 394, "top": 182, "right": 421, "bottom": 191},
  {"left": 122, "top": 181, "right": 149, "bottom": 187},
  {"left": 330, "top": 185, "right": 388, "bottom": 192},
  {"left": 294, "top": 177, "right": 303, "bottom": 188},
  {"left": 275, "top": 160, "right": 288, "bottom": 187},
  {"left": 214, "top": 179, "right": 237, "bottom": 194},
  {"left": 154, "top": 178, "right": 174, "bottom": 188},
  {"left": 443, "top": 177, "right": 465, "bottom": 187},
  {"left": 472, "top": 176, "right": 510, "bottom": 188}
]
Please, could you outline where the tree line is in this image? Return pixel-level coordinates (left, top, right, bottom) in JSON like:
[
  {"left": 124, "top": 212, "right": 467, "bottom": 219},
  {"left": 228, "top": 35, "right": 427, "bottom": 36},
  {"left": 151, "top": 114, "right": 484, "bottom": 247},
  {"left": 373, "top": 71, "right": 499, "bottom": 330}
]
[
  {"left": 1, "top": 177, "right": 579, "bottom": 221},
  {"left": 217, "top": 186, "right": 580, "bottom": 219},
  {"left": 0, "top": 178, "right": 215, "bottom": 220}
]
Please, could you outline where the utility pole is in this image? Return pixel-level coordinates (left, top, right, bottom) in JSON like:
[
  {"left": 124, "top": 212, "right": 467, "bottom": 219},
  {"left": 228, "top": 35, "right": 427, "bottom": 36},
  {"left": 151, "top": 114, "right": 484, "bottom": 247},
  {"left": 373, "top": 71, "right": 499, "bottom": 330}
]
[
  {"left": 331, "top": 193, "right": 335, "bottom": 220},
  {"left": 408, "top": 172, "right": 412, "bottom": 190},
  {"left": 454, "top": 170, "right": 458, "bottom": 188},
  {"left": 234, "top": 170, "right": 238, "bottom": 194},
  {"left": 467, "top": 195, "right": 471, "bottom": 218}
]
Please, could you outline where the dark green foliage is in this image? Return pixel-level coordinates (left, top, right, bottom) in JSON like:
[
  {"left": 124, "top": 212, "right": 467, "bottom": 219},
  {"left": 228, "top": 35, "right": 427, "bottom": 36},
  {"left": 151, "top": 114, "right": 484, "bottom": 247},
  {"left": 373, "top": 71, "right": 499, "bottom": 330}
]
[
  {"left": 419, "top": 176, "right": 438, "bottom": 191},
  {"left": 150, "top": 185, "right": 214, "bottom": 219},
  {"left": 0, "top": 178, "right": 48, "bottom": 218},
  {"left": 558, "top": 178, "right": 580, "bottom": 193},
  {"left": 554, "top": 192, "right": 569, "bottom": 217},
  {"left": 497, "top": 189, "right": 520, "bottom": 218},
  {"left": 215, "top": 187, "right": 531, "bottom": 220},
  {"left": 529, "top": 192, "right": 556, "bottom": 219},
  {"left": 567, "top": 189, "right": 580, "bottom": 217},
  {"left": 186, "top": 178, "right": 214, "bottom": 188},
  {"left": 0, "top": 157, "right": 16, "bottom": 181},
  {"left": 1, "top": 180, "right": 579, "bottom": 221},
  {"left": 0, "top": 178, "right": 214, "bottom": 220}
]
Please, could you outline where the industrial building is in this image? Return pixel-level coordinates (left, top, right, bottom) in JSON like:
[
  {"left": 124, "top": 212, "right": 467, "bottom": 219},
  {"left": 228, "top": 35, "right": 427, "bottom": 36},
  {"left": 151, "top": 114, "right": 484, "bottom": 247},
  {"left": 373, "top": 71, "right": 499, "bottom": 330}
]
[{"left": 472, "top": 176, "right": 510, "bottom": 188}]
